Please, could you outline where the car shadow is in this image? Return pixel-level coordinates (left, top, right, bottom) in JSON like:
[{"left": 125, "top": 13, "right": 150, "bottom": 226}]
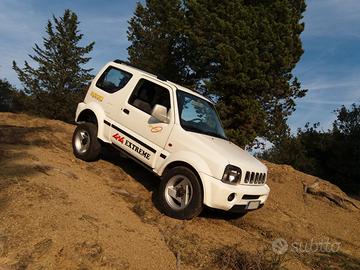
[
  {"left": 0, "top": 124, "right": 53, "bottom": 212},
  {"left": 200, "top": 207, "right": 247, "bottom": 220},
  {"left": 100, "top": 146, "right": 246, "bottom": 220},
  {"left": 100, "top": 146, "right": 160, "bottom": 192}
]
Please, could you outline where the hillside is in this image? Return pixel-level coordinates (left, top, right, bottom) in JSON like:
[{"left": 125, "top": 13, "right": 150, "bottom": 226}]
[{"left": 0, "top": 112, "right": 359, "bottom": 270}]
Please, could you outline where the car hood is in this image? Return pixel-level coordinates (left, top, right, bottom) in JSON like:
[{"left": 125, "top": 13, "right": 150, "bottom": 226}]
[{"left": 193, "top": 133, "right": 267, "bottom": 173}]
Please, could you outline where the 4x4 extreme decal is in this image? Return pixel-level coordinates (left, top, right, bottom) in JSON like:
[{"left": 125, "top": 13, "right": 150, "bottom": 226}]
[
  {"left": 104, "top": 120, "right": 156, "bottom": 153},
  {"left": 113, "top": 133, "right": 151, "bottom": 160}
]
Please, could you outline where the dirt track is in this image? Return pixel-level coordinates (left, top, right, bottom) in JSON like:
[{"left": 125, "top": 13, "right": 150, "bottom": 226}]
[{"left": 0, "top": 112, "right": 359, "bottom": 269}]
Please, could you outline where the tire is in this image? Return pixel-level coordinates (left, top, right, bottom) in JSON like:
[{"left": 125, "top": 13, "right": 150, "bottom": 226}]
[
  {"left": 158, "top": 166, "right": 203, "bottom": 219},
  {"left": 72, "top": 122, "right": 101, "bottom": 161}
]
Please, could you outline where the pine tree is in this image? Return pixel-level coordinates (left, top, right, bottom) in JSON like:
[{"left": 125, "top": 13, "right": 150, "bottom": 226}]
[
  {"left": 127, "top": 0, "right": 307, "bottom": 147},
  {"left": 0, "top": 78, "right": 15, "bottom": 112},
  {"left": 127, "top": 0, "right": 194, "bottom": 86},
  {"left": 13, "top": 9, "right": 94, "bottom": 122},
  {"left": 261, "top": 104, "right": 360, "bottom": 195}
]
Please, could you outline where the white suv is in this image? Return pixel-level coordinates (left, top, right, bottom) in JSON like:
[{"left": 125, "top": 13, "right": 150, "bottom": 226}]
[{"left": 72, "top": 60, "right": 270, "bottom": 219}]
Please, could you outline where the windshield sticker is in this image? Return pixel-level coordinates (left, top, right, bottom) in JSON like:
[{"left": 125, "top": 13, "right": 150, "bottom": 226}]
[
  {"left": 90, "top": 91, "right": 104, "bottom": 102},
  {"left": 150, "top": 126, "right": 163, "bottom": 133},
  {"left": 112, "top": 133, "right": 151, "bottom": 160}
]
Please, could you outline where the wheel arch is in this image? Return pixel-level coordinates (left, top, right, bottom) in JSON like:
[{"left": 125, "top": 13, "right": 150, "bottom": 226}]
[
  {"left": 76, "top": 109, "right": 98, "bottom": 125},
  {"left": 75, "top": 102, "right": 109, "bottom": 143}
]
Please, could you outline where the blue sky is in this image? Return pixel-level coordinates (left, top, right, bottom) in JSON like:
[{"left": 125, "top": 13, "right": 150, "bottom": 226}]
[
  {"left": 0, "top": 0, "right": 133, "bottom": 79},
  {"left": 0, "top": 0, "right": 359, "bottom": 132}
]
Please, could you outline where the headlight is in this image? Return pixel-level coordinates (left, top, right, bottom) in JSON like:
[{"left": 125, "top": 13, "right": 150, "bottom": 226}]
[{"left": 221, "top": 165, "right": 242, "bottom": 185}]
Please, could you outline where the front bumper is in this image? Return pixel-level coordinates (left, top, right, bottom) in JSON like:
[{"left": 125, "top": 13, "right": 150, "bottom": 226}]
[{"left": 199, "top": 172, "right": 270, "bottom": 211}]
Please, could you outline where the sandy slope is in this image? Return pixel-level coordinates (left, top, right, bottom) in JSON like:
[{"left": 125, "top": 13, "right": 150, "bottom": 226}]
[{"left": 0, "top": 112, "right": 359, "bottom": 270}]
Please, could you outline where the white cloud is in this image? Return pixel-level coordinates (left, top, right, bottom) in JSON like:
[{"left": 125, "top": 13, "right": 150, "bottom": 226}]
[
  {"left": 303, "top": 80, "right": 360, "bottom": 92},
  {"left": 300, "top": 99, "right": 357, "bottom": 105}
]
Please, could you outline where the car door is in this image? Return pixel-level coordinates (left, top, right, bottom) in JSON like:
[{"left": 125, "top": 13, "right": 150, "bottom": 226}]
[{"left": 110, "top": 77, "right": 174, "bottom": 168}]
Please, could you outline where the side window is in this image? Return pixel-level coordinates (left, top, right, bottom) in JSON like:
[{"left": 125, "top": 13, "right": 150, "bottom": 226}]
[
  {"left": 128, "top": 79, "right": 171, "bottom": 115},
  {"left": 96, "top": 66, "right": 132, "bottom": 93}
]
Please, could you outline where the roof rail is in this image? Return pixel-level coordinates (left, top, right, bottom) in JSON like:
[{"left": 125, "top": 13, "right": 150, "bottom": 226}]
[
  {"left": 113, "top": 59, "right": 168, "bottom": 81},
  {"left": 113, "top": 59, "right": 141, "bottom": 70},
  {"left": 114, "top": 59, "right": 129, "bottom": 65},
  {"left": 156, "top": 74, "right": 167, "bottom": 81}
]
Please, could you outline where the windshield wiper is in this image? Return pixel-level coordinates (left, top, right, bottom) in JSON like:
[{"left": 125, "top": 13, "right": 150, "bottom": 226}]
[
  {"left": 203, "top": 130, "right": 228, "bottom": 140},
  {"left": 182, "top": 125, "right": 227, "bottom": 140}
]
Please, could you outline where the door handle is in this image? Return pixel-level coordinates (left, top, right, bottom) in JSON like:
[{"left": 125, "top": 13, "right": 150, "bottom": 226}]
[{"left": 123, "top": 108, "right": 130, "bottom": 115}]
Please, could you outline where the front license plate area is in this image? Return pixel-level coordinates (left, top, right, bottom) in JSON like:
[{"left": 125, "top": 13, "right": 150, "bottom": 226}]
[{"left": 246, "top": 200, "right": 260, "bottom": 210}]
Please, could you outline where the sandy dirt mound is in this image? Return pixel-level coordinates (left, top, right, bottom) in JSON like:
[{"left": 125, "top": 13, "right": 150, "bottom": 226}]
[{"left": 0, "top": 112, "right": 359, "bottom": 270}]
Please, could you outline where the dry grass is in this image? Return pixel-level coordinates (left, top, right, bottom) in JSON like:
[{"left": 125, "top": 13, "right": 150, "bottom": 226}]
[
  {"left": 1, "top": 112, "right": 360, "bottom": 269},
  {"left": 301, "top": 252, "right": 360, "bottom": 270},
  {"left": 213, "top": 245, "right": 287, "bottom": 270}
]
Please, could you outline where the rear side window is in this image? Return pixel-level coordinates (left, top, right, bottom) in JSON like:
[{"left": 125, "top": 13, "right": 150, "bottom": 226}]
[
  {"left": 128, "top": 79, "right": 170, "bottom": 115},
  {"left": 96, "top": 66, "right": 132, "bottom": 93}
]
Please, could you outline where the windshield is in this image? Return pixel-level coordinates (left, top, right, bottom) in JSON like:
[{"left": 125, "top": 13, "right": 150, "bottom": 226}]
[{"left": 176, "top": 90, "right": 227, "bottom": 140}]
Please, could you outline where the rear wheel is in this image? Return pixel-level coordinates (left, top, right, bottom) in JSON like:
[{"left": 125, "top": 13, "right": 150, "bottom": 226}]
[
  {"left": 158, "top": 166, "right": 203, "bottom": 219},
  {"left": 72, "top": 122, "right": 101, "bottom": 161}
]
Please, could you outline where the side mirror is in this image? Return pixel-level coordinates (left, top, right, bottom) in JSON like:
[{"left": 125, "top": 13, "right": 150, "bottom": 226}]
[{"left": 151, "top": 104, "right": 170, "bottom": 123}]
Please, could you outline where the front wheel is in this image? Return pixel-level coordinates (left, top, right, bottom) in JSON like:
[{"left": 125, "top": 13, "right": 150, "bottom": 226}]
[
  {"left": 158, "top": 166, "right": 203, "bottom": 219},
  {"left": 72, "top": 122, "right": 101, "bottom": 161}
]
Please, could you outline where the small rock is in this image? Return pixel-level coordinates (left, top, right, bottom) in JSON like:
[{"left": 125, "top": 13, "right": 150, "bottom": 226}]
[
  {"left": 76, "top": 241, "right": 103, "bottom": 262},
  {"left": 112, "top": 188, "right": 130, "bottom": 197}
]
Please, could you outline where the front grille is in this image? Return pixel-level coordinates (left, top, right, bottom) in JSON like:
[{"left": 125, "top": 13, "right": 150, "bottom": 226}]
[{"left": 244, "top": 171, "right": 266, "bottom": 184}]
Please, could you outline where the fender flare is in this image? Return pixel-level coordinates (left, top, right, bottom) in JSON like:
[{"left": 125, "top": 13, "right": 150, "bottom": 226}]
[
  {"left": 76, "top": 102, "right": 109, "bottom": 143},
  {"left": 158, "top": 151, "right": 215, "bottom": 202},
  {"left": 158, "top": 151, "right": 212, "bottom": 177}
]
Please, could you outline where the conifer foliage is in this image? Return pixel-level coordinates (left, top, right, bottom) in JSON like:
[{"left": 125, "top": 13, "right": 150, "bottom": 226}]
[
  {"left": 13, "top": 9, "right": 94, "bottom": 122},
  {"left": 128, "top": 0, "right": 307, "bottom": 147},
  {"left": 261, "top": 104, "right": 360, "bottom": 195}
]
